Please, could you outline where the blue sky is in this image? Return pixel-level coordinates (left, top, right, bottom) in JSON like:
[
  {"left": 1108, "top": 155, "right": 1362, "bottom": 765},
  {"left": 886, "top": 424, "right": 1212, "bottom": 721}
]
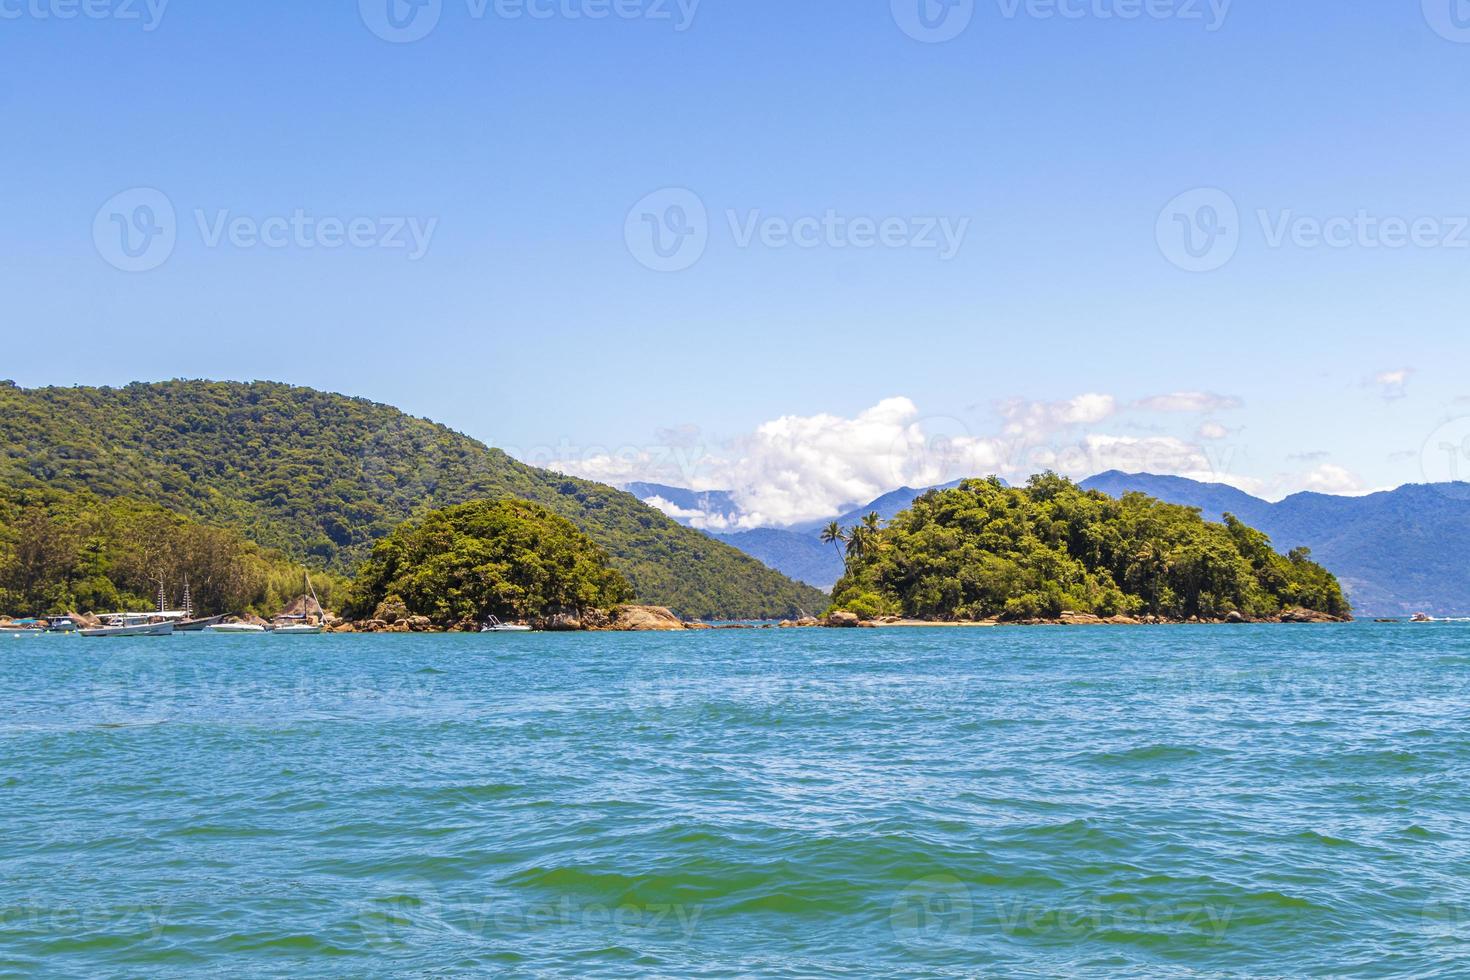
[{"left": 4, "top": 0, "right": 1470, "bottom": 522}]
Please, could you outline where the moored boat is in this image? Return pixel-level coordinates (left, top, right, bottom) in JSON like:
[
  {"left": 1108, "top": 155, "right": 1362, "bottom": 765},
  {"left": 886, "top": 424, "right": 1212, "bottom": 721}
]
[
  {"left": 0, "top": 618, "right": 46, "bottom": 634},
  {"left": 175, "top": 614, "right": 228, "bottom": 632},
  {"left": 481, "top": 616, "right": 532, "bottom": 633},
  {"left": 79, "top": 614, "right": 175, "bottom": 638},
  {"left": 203, "top": 622, "right": 268, "bottom": 634},
  {"left": 269, "top": 569, "right": 327, "bottom": 634}
]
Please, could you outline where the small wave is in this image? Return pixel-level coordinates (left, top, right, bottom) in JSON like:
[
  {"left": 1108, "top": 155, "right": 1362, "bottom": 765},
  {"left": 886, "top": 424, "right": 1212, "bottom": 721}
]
[
  {"left": 1293, "top": 830, "right": 1362, "bottom": 849},
  {"left": 220, "top": 932, "right": 353, "bottom": 955},
  {"left": 426, "top": 783, "right": 521, "bottom": 803},
  {"left": 1396, "top": 824, "right": 1442, "bottom": 841},
  {"left": 1074, "top": 743, "right": 1213, "bottom": 767}
]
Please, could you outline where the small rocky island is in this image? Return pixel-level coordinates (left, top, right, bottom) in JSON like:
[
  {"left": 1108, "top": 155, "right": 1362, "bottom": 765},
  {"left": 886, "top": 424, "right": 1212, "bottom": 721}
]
[{"left": 824, "top": 475, "right": 1350, "bottom": 625}]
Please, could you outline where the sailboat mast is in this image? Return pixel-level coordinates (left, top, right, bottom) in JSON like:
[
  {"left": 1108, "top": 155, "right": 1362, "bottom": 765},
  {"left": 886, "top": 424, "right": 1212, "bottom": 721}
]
[{"left": 305, "top": 569, "right": 322, "bottom": 624}]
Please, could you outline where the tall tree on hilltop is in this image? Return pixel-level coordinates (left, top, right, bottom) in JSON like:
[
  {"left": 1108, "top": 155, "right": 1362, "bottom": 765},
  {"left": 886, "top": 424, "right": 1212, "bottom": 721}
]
[{"left": 820, "top": 521, "right": 847, "bottom": 563}]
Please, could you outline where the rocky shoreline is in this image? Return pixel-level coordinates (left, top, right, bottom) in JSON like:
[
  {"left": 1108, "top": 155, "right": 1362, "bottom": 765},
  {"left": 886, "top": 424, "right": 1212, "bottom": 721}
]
[{"left": 323, "top": 604, "right": 1350, "bottom": 633}]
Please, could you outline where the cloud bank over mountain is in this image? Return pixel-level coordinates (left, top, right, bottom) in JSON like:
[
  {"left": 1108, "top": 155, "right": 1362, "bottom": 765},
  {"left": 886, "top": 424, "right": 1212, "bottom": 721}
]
[{"left": 546, "top": 390, "right": 1318, "bottom": 530}]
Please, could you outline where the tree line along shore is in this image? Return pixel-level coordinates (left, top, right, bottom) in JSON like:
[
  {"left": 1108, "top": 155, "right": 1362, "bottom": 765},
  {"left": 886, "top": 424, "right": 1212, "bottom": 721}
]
[
  {"left": 3, "top": 478, "right": 1352, "bottom": 631},
  {"left": 321, "top": 477, "right": 1352, "bottom": 632}
]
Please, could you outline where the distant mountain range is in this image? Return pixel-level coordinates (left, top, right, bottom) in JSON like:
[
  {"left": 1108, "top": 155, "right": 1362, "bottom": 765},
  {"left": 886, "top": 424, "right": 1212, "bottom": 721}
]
[{"left": 631, "top": 472, "right": 1470, "bottom": 616}]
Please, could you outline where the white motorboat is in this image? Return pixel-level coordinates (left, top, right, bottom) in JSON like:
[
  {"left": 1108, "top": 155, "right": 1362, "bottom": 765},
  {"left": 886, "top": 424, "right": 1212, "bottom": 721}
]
[
  {"left": 1, "top": 619, "right": 45, "bottom": 634},
  {"left": 79, "top": 614, "right": 175, "bottom": 638},
  {"left": 481, "top": 616, "right": 532, "bottom": 633},
  {"left": 203, "top": 622, "right": 267, "bottom": 634}
]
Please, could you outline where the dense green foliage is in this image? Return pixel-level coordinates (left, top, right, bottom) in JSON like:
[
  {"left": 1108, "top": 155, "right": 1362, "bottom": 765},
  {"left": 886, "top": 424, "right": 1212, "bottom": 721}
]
[
  {"left": 1083, "top": 470, "right": 1470, "bottom": 618},
  {"left": 344, "top": 500, "right": 633, "bottom": 625},
  {"left": 0, "top": 380, "right": 826, "bottom": 619},
  {"left": 0, "top": 487, "right": 344, "bottom": 617},
  {"left": 830, "top": 475, "right": 1350, "bottom": 621}
]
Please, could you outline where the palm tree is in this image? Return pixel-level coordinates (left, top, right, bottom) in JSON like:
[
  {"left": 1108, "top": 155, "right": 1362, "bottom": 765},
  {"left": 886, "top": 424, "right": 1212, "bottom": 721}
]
[
  {"left": 862, "top": 512, "right": 882, "bottom": 535},
  {"left": 820, "top": 521, "right": 847, "bottom": 561},
  {"left": 845, "top": 525, "right": 867, "bottom": 560}
]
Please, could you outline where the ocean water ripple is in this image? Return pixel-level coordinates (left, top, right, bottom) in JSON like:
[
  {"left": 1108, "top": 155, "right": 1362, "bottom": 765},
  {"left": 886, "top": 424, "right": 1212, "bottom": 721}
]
[{"left": 3, "top": 624, "right": 1470, "bottom": 976}]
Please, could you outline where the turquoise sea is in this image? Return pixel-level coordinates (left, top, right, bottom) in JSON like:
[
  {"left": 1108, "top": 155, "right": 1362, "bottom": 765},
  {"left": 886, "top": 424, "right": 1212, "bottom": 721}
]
[{"left": 2, "top": 624, "right": 1468, "bottom": 977}]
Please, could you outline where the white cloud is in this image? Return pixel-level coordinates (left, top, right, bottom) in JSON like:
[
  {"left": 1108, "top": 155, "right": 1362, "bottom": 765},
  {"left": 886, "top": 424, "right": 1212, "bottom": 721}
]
[
  {"left": 547, "top": 394, "right": 1272, "bottom": 528},
  {"left": 548, "top": 397, "right": 1009, "bottom": 529},
  {"left": 1298, "top": 464, "right": 1367, "bottom": 495},
  {"left": 541, "top": 447, "right": 691, "bottom": 487},
  {"left": 640, "top": 495, "right": 707, "bottom": 524},
  {"left": 1134, "top": 391, "right": 1244, "bottom": 413},
  {"left": 998, "top": 393, "right": 1117, "bottom": 439},
  {"left": 1370, "top": 368, "right": 1414, "bottom": 400},
  {"left": 712, "top": 398, "right": 1004, "bottom": 527}
]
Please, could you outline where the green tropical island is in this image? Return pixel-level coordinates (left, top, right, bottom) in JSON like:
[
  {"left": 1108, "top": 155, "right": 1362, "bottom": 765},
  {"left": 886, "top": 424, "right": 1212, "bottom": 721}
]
[{"left": 0, "top": 380, "right": 1350, "bottom": 630}]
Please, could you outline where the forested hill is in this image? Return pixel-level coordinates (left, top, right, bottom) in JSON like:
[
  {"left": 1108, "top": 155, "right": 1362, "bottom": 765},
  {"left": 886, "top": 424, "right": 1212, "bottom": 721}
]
[
  {"left": 0, "top": 380, "right": 827, "bottom": 619},
  {"left": 830, "top": 475, "right": 1350, "bottom": 622}
]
